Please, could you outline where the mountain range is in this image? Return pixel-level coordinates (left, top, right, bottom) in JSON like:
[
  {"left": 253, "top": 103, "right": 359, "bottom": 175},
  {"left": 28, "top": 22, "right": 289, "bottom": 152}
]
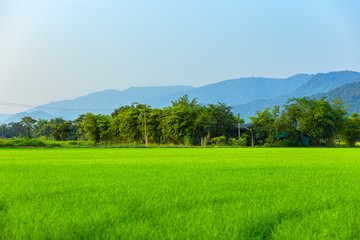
[
  {"left": 232, "top": 71, "right": 360, "bottom": 120},
  {"left": 313, "top": 81, "right": 360, "bottom": 114},
  {"left": 2, "top": 70, "right": 360, "bottom": 123}
]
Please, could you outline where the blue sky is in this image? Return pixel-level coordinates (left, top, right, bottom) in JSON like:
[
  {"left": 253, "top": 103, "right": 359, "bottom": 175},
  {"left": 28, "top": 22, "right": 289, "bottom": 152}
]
[{"left": 1, "top": 0, "right": 360, "bottom": 113}]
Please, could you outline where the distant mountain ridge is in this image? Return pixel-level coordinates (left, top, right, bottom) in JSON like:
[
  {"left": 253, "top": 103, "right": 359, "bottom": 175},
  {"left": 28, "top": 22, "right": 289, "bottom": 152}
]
[
  {"left": 2, "top": 70, "right": 360, "bottom": 123},
  {"left": 313, "top": 81, "right": 360, "bottom": 114},
  {"left": 0, "top": 114, "right": 12, "bottom": 122},
  {"left": 232, "top": 71, "right": 360, "bottom": 120},
  {"left": 5, "top": 111, "right": 56, "bottom": 124}
]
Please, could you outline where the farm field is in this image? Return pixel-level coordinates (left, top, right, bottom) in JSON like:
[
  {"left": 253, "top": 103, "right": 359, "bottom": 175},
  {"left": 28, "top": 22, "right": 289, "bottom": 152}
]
[{"left": 1, "top": 148, "right": 360, "bottom": 239}]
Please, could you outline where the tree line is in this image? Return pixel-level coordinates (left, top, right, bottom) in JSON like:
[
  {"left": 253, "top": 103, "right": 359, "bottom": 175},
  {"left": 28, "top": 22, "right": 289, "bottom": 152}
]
[
  {"left": 0, "top": 95, "right": 238, "bottom": 145},
  {"left": 250, "top": 97, "right": 360, "bottom": 146},
  {"left": 1, "top": 95, "right": 360, "bottom": 146}
]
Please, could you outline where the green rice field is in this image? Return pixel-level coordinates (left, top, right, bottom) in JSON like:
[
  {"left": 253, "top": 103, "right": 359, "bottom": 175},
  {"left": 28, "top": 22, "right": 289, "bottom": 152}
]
[{"left": 1, "top": 148, "right": 360, "bottom": 239}]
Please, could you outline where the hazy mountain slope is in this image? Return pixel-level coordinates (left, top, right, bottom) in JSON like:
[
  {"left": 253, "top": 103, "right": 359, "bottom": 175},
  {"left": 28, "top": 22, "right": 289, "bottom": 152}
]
[
  {"left": 233, "top": 71, "right": 360, "bottom": 121},
  {"left": 0, "top": 114, "right": 12, "bottom": 122},
  {"left": 313, "top": 81, "right": 360, "bottom": 114},
  {"left": 15, "top": 75, "right": 312, "bottom": 120},
  {"left": 181, "top": 74, "right": 312, "bottom": 106},
  {"left": 3, "top": 71, "right": 360, "bottom": 122},
  {"left": 289, "top": 71, "right": 360, "bottom": 96},
  {"left": 129, "top": 74, "right": 312, "bottom": 108},
  {"left": 4, "top": 110, "right": 55, "bottom": 123},
  {"left": 29, "top": 86, "right": 194, "bottom": 120}
]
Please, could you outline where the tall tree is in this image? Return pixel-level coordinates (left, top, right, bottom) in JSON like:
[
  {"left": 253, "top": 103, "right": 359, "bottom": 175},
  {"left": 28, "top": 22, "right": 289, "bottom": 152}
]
[
  {"left": 207, "top": 102, "right": 237, "bottom": 139},
  {"left": 281, "top": 97, "right": 347, "bottom": 146},
  {"left": 52, "top": 121, "right": 73, "bottom": 141},
  {"left": 8, "top": 122, "right": 26, "bottom": 138},
  {"left": 32, "top": 119, "right": 52, "bottom": 139},
  {"left": 146, "top": 108, "right": 163, "bottom": 144},
  {"left": 250, "top": 106, "right": 279, "bottom": 144},
  {"left": 20, "top": 116, "right": 37, "bottom": 138},
  {"left": 341, "top": 113, "right": 360, "bottom": 146},
  {"left": 76, "top": 113, "right": 111, "bottom": 144},
  {"left": 111, "top": 104, "right": 143, "bottom": 143},
  {"left": 160, "top": 95, "right": 199, "bottom": 144}
]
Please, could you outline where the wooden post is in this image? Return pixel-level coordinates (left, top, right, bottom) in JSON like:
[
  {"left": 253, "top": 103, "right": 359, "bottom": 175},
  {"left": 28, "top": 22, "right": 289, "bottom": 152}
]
[
  {"left": 144, "top": 104, "right": 148, "bottom": 147},
  {"left": 250, "top": 128, "right": 254, "bottom": 147}
]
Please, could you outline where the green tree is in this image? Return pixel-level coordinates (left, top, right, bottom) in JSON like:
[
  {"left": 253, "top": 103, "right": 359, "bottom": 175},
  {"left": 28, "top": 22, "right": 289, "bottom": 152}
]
[
  {"left": 111, "top": 104, "right": 143, "bottom": 143},
  {"left": 20, "top": 116, "right": 37, "bottom": 138},
  {"left": 76, "top": 113, "right": 111, "bottom": 144},
  {"left": 282, "top": 97, "right": 347, "bottom": 146},
  {"left": 52, "top": 121, "right": 72, "bottom": 141},
  {"left": 144, "top": 107, "right": 163, "bottom": 144},
  {"left": 341, "top": 113, "right": 360, "bottom": 146},
  {"left": 207, "top": 103, "right": 237, "bottom": 139},
  {"left": 8, "top": 122, "right": 26, "bottom": 138},
  {"left": 160, "top": 95, "right": 199, "bottom": 144},
  {"left": 32, "top": 119, "right": 53, "bottom": 139},
  {"left": 250, "top": 106, "right": 279, "bottom": 144},
  {"left": 0, "top": 123, "right": 9, "bottom": 139}
]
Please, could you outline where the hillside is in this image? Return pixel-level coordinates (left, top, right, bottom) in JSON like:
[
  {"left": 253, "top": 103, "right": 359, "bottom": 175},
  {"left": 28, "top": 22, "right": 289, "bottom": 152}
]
[
  {"left": 0, "top": 114, "right": 12, "bottom": 122},
  {"left": 2, "top": 71, "right": 360, "bottom": 123},
  {"left": 313, "top": 81, "right": 360, "bottom": 114},
  {"left": 182, "top": 74, "right": 312, "bottom": 106},
  {"left": 4, "top": 110, "right": 56, "bottom": 123},
  {"left": 233, "top": 71, "right": 360, "bottom": 120},
  {"left": 288, "top": 70, "right": 360, "bottom": 96},
  {"left": 3, "top": 74, "right": 311, "bottom": 122}
]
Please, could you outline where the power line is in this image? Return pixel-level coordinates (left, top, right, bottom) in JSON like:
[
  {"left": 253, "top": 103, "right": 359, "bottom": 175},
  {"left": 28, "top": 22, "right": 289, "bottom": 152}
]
[{"left": 0, "top": 100, "right": 116, "bottom": 112}]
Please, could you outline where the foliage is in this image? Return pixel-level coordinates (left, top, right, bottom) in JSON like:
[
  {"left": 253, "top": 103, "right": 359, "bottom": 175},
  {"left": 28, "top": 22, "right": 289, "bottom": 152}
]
[
  {"left": 52, "top": 121, "right": 73, "bottom": 141},
  {"left": 211, "top": 136, "right": 227, "bottom": 146},
  {"left": 227, "top": 137, "right": 247, "bottom": 146},
  {"left": 7, "top": 122, "right": 26, "bottom": 138},
  {"left": 0, "top": 139, "right": 46, "bottom": 147},
  {"left": 1, "top": 95, "right": 358, "bottom": 147},
  {"left": 32, "top": 119, "right": 52, "bottom": 139},
  {"left": 250, "top": 106, "right": 279, "bottom": 144},
  {"left": 111, "top": 104, "right": 144, "bottom": 143},
  {"left": 20, "top": 116, "right": 37, "bottom": 138},
  {"left": 249, "top": 97, "right": 349, "bottom": 147},
  {"left": 76, "top": 113, "right": 111, "bottom": 144},
  {"left": 206, "top": 103, "right": 237, "bottom": 138},
  {"left": 341, "top": 113, "right": 360, "bottom": 146},
  {"left": 283, "top": 97, "right": 347, "bottom": 146},
  {"left": 159, "top": 95, "right": 199, "bottom": 144}
]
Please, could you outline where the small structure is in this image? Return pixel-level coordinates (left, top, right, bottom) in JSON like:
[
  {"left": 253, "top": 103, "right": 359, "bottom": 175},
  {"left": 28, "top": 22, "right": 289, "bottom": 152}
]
[{"left": 274, "top": 132, "right": 310, "bottom": 146}]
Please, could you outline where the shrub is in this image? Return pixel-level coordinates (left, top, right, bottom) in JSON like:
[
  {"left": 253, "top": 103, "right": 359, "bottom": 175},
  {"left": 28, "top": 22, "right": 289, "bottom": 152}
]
[
  {"left": 211, "top": 136, "right": 227, "bottom": 146},
  {"left": 17, "top": 140, "right": 46, "bottom": 147},
  {"left": 68, "top": 141, "right": 79, "bottom": 146},
  {"left": 0, "top": 140, "right": 15, "bottom": 146},
  {"left": 227, "top": 137, "right": 247, "bottom": 146}
]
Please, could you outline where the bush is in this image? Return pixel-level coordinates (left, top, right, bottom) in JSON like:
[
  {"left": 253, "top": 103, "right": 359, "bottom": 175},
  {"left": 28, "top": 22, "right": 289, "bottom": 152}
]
[
  {"left": 68, "top": 141, "right": 79, "bottom": 146},
  {"left": 227, "top": 137, "right": 247, "bottom": 146},
  {"left": 48, "top": 142, "right": 62, "bottom": 147},
  {"left": 0, "top": 140, "right": 15, "bottom": 146},
  {"left": 17, "top": 140, "right": 46, "bottom": 147},
  {"left": 266, "top": 139, "right": 297, "bottom": 147},
  {"left": 211, "top": 136, "right": 227, "bottom": 146},
  {"left": 0, "top": 139, "right": 47, "bottom": 147}
]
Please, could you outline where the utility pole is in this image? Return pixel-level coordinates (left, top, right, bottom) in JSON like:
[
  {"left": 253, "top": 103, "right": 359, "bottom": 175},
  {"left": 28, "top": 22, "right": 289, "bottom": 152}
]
[
  {"left": 144, "top": 104, "right": 148, "bottom": 147},
  {"left": 238, "top": 113, "right": 241, "bottom": 141}
]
